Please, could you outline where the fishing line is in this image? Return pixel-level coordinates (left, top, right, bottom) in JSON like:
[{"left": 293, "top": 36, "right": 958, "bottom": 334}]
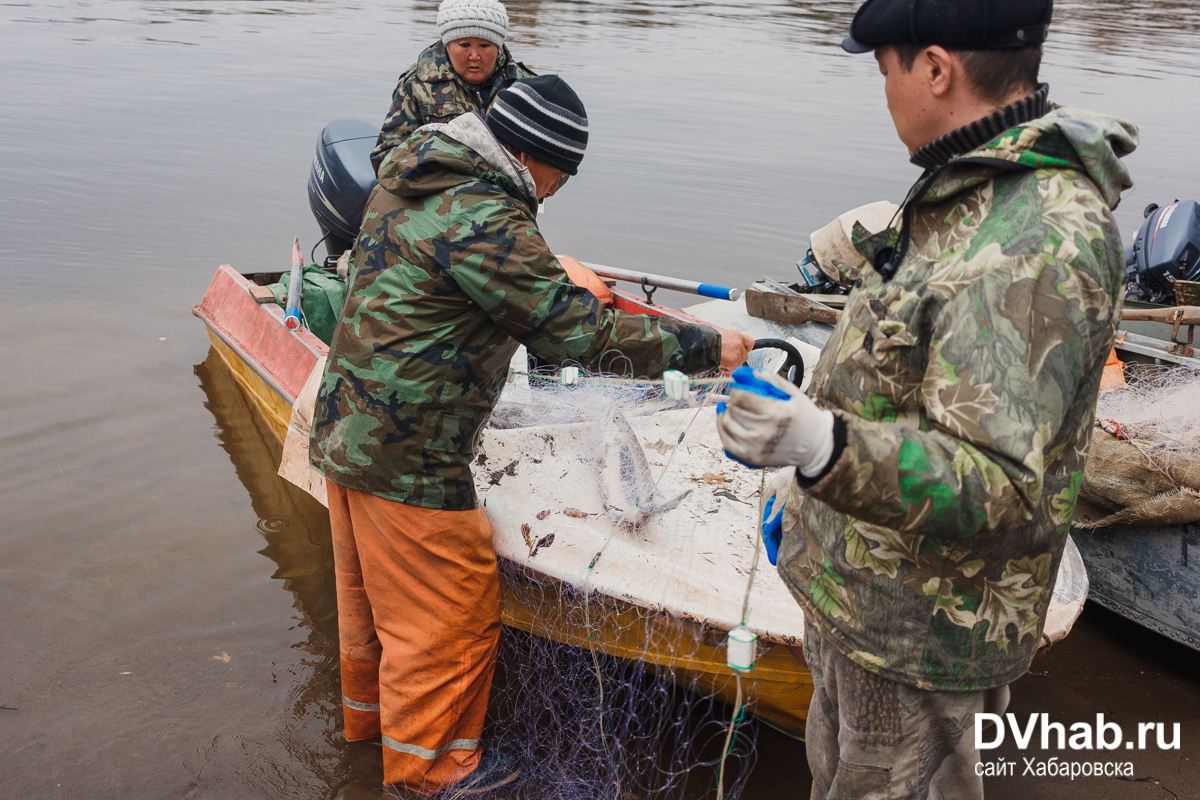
[
  {"left": 580, "top": 391, "right": 721, "bottom": 783},
  {"left": 717, "top": 469, "right": 767, "bottom": 800}
]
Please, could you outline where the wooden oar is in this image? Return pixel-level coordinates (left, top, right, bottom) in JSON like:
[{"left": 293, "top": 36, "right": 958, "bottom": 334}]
[
  {"left": 744, "top": 287, "right": 841, "bottom": 326},
  {"left": 1121, "top": 305, "right": 1200, "bottom": 356},
  {"left": 1122, "top": 306, "right": 1200, "bottom": 326}
]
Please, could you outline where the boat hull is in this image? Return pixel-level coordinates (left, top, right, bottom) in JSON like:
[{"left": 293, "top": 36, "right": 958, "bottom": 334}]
[
  {"left": 194, "top": 263, "right": 815, "bottom": 737},
  {"left": 1074, "top": 524, "right": 1200, "bottom": 652}
]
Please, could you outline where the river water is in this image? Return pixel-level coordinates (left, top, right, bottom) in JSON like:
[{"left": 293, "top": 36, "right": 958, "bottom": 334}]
[{"left": 3, "top": 2, "right": 1200, "bottom": 798}]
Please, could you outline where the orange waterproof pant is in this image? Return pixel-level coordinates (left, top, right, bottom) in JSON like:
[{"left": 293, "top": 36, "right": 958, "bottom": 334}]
[{"left": 327, "top": 483, "right": 501, "bottom": 793}]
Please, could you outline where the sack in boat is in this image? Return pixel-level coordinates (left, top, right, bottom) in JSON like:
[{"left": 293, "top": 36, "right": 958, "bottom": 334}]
[{"left": 1076, "top": 427, "right": 1200, "bottom": 527}]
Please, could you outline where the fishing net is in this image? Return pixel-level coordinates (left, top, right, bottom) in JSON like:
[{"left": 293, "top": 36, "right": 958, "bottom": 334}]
[
  {"left": 404, "top": 350, "right": 806, "bottom": 800},
  {"left": 478, "top": 583, "right": 761, "bottom": 800},
  {"left": 268, "top": 344, "right": 813, "bottom": 800},
  {"left": 485, "top": 357, "right": 671, "bottom": 431},
  {"left": 1078, "top": 364, "right": 1200, "bottom": 527},
  {"left": 1094, "top": 364, "right": 1200, "bottom": 460}
]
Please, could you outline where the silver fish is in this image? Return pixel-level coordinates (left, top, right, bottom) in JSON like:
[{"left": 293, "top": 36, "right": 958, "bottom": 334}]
[{"left": 597, "top": 409, "right": 690, "bottom": 526}]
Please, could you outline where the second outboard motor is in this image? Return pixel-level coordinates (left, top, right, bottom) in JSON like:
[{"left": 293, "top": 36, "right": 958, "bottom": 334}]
[
  {"left": 1126, "top": 199, "right": 1200, "bottom": 305},
  {"left": 308, "top": 118, "right": 378, "bottom": 258}
]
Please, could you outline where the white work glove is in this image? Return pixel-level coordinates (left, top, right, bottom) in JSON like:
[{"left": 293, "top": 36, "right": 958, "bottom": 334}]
[
  {"left": 716, "top": 369, "right": 837, "bottom": 476},
  {"left": 759, "top": 466, "right": 796, "bottom": 525}
]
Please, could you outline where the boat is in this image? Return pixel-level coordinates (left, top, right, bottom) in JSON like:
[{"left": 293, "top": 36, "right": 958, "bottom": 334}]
[
  {"left": 1070, "top": 302, "right": 1200, "bottom": 653},
  {"left": 195, "top": 262, "right": 818, "bottom": 735},
  {"left": 1064, "top": 199, "right": 1200, "bottom": 653},
  {"left": 194, "top": 257, "right": 1089, "bottom": 737},
  {"left": 189, "top": 118, "right": 1090, "bottom": 737}
]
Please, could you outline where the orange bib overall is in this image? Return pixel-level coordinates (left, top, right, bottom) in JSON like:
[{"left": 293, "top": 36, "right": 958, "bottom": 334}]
[{"left": 327, "top": 483, "right": 501, "bottom": 793}]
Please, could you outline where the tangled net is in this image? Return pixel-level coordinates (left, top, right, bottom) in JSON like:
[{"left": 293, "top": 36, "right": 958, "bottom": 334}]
[
  {"left": 1096, "top": 364, "right": 1200, "bottom": 463},
  {"left": 420, "top": 351, "right": 766, "bottom": 800},
  {"left": 479, "top": 573, "right": 759, "bottom": 800}
]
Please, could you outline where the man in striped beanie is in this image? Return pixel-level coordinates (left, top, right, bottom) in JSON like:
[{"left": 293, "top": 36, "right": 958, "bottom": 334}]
[
  {"left": 314, "top": 72, "right": 755, "bottom": 795},
  {"left": 486, "top": 75, "right": 589, "bottom": 180}
]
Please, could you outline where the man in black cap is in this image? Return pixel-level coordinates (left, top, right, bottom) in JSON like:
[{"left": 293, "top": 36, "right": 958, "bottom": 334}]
[{"left": 717, "top": 1, "right": 1139, "bottom": 797}]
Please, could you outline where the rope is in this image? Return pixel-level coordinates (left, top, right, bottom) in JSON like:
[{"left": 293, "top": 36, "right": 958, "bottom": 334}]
[
  {"left": 716, "top": 468, "right": 767, "bottom": 800},
  {"left": 739, "top": 471, "right": 766, "bottom": 627},
  {"left": 716, "top": 672, "right": 745, "bottom": 800}
]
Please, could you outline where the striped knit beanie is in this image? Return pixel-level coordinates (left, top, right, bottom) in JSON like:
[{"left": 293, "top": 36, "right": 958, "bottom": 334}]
[
  {"left": 486, "top": 75, "right": 589, "bottom": 175},
  {"left": 438, "top": 0, "right": 509, "bottom": 47}
]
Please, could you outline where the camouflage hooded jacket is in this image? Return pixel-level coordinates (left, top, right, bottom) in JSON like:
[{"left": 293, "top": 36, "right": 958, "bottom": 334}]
[
  {"left": 779, "top": 106, "right": 1138, "bottom": 691},
  {"left": 311, "top": 113, "right": 721, "bottom": 510},
  {"left": 370, "top": 41, "right": 535, "bottom": 172}
]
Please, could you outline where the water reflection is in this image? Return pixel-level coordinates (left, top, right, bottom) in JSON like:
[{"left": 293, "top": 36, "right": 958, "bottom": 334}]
[{"left": 193, "top": 349, "right": 381, "bottom": 797}]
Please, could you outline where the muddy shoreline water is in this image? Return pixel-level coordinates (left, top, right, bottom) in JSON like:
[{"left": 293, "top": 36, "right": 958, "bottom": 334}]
[{"left": 3, "top": 2, "right": 1200, "bottom": 798}]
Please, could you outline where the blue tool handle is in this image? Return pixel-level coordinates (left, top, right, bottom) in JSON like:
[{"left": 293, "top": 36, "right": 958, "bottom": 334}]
[
  {"left": 697, "top": 282, "right": 738, "bottom": 300},
  {"left": 761, "top": 497, "right": 783, "bottom": 566},
  {"left": 284, "top": 257, "right": 303, "bottom": 330}
]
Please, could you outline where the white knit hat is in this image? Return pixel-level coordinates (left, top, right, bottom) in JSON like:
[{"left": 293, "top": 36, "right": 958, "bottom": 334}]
[{"left": 438, "top": 0, "right": 509, "bottom": 47}]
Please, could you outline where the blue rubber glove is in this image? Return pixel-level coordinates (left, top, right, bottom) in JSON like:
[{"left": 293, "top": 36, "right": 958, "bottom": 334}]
[
  {"left": 761, "top": 496, "right": 782, "bottom": 565},
  {"left": 759, "top": 466, "right": 794, "bottom": 566}
]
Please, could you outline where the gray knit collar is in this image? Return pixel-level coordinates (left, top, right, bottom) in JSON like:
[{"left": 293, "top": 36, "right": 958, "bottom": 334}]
[
  {"left": 420, "top": 112, "right": 539, "bottom": 210},
  {"left": 909, "top": 83, "right": 1050, "bottom": 171}
]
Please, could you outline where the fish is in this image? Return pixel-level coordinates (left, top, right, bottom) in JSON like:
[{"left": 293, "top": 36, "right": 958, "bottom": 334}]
[{"left": 597, "top": 409, "right": 691, "bottom": 527}]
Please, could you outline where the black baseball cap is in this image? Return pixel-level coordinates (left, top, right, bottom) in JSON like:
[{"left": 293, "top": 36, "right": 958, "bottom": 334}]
[{"left": 842, "top": 0, "right": 1053, "bottom": 54}]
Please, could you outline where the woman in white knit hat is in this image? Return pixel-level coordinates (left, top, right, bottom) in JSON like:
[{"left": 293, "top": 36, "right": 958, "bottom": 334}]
[{"left": 370, "top": 0, "right": 536, "bottom": 175}]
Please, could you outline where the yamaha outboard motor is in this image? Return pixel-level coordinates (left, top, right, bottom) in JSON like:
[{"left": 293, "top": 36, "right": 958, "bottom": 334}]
[
  {"left": 308, "top": 118, "right": 378, "bottom": 258},
  {"left": 1126, "top": 199, "right": 1200, "bottom": 305}
]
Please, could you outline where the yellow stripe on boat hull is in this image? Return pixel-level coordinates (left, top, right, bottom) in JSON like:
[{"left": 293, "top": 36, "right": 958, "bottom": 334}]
[
  {"left": 206, "top": 328, "right": 292, "bottom": 445},
  {"left": 502, "top": 569, "right": 811, "bottom": 738}
]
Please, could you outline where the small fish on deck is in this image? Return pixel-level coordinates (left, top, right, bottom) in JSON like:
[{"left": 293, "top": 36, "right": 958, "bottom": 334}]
[{"left": 597, "top": 409, "right": 690, "bottom": 527}]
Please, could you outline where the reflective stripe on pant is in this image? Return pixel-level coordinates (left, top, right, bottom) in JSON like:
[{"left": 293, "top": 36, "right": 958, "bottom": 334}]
[{"left": 326, "top": 482, "right": 502, "bottom": 794}]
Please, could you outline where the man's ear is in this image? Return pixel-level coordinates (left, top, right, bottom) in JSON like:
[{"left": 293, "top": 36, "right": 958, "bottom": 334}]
[{"left": 923, "top": 46, "right": 956, "bottom": 98}]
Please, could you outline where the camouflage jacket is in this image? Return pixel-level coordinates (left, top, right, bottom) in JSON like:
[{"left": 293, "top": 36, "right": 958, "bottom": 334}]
[
  {"left": 778, "top": 106, "right": 1138, "bottom": 691},
  {"left": 311, "top": 113, "right": 721, "bottom": 510},
  {"left": 370, "top": 41, "right": 535, "bottom": 172}
]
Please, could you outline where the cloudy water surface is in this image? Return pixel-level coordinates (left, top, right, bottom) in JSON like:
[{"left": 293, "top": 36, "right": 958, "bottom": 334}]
[{"left": 2, "top": 2, "right": 1200, "bottom": 798}]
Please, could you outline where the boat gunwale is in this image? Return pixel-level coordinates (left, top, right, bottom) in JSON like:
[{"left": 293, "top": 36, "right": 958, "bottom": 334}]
[{"left": 195, "top": 302, "right": 296, "bottom": 407}]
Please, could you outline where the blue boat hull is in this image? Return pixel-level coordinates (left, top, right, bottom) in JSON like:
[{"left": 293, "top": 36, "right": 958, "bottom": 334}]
[{"left": 1073, "top": 523, "right": 1200, "bottom": 651}]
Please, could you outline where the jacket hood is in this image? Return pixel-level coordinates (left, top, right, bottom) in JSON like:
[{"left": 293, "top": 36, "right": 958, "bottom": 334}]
[
  {"left": 923, "top": 106, "right": 1139, "bottom": 210},
  {"left": 377, "top": 112, "right": 538, "bottom": 210}
]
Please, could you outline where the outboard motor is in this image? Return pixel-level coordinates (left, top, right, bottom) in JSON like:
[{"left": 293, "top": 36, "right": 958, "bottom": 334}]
[
  {"left": 1126, "top": 199, "right": 1200, "bottom": 305},
  {"left": 307, "top": 118, "right": 378, "bottom": 258}
]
